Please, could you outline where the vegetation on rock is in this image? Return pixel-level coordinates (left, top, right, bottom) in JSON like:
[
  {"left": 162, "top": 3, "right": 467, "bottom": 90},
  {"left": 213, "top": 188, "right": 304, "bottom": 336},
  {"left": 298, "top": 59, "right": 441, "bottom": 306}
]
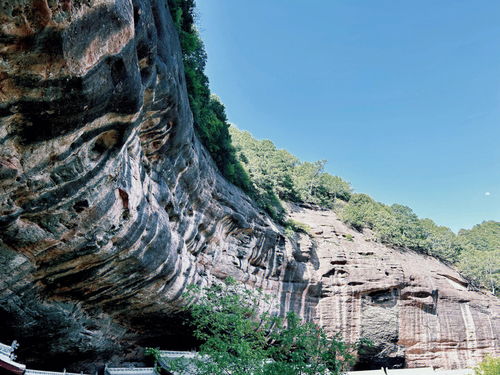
[
  {"left": 230, "top": 128, "right": 499, "bottom": 294},
  {"left": 457, "top": 222, "right": 500, "bottom": 294},
  {"left": 167, "top": 0, "right": 252, "bottom": 191},
  {"left": 167, "top": 277, "right": 370, "bottom": 375},
  {"left": 230, "top": 126, "right": 352, "bottom": 221},
  {"left": 168, "top": 1, "right": 498, "bottom": 295},
  {"left": 284, "top": 219, "right": 312, "bottom": 238},
  {"left": 230, "top": 127, "right": 499, "bottom": 295},
  {"left": 340, "top": 198, "right": 499, "bottom": 294},
  {"left": 474, "top": 355, "right": 500, "bottom": 375}
]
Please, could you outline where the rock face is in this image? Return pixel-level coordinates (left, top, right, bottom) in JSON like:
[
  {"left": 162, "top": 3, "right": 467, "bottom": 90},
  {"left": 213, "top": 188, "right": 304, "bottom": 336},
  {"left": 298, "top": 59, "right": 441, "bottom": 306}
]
[
  {"left": 288, "top": 205, "right": 500, "bottom": 370},
  {"left": 0, "top": 0, "right": 305, "bottom": 369},
  {"left": 0, "top": 0, "right": 498, "bottom": 371}
]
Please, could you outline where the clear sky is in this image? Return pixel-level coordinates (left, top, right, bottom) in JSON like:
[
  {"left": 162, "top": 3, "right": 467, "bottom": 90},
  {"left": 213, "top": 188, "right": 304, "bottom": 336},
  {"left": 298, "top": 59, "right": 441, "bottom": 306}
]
[{"left": 196, "top": 0, "right": 500, "bottom": 232}]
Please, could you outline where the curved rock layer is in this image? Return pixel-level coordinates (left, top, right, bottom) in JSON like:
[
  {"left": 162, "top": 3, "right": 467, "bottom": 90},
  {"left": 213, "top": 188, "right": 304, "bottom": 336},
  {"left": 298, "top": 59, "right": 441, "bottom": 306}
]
[
  {"left": 0, "top": 0, "right": 497, "bottom": 371},
  {"left": 0, "top": 0, "right": 313, "bottom": 369}
]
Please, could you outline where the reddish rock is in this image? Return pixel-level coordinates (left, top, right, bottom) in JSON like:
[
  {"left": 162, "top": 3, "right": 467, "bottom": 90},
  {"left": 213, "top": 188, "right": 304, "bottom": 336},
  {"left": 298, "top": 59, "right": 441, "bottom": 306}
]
[
  {"left": 289, "top": 205, "right": 499, "bottom": 369},
  {"left": 0, "top": 0, "right": 497, "bottom": 372}
]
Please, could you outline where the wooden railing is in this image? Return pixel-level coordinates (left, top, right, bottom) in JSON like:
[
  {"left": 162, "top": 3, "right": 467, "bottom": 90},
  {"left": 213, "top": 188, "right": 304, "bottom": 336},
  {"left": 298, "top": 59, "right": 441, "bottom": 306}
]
[
  {"left": 0, "top": 343, "right": 14, "bottom": 357},
  {"left": 105, "top": 368, "right": 157, "bottom": 374}
]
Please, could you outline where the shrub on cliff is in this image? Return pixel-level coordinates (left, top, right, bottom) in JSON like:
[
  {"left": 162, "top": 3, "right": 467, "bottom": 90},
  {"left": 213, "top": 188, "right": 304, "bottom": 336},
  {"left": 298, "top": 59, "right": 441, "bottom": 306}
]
[
  {"left": 455, "top": 221, "right": 499, "bottom": 295},
  {"left": 474, "top": 355, "right": 500, "bottom": 375},
  {"left": 458, "top": 248, "right": 499, "bottom": 295},
  {"left": 167, "top": 0, "right": 252, "bottom": 192},
  {"left": 340, "top": 196, "right": 432, "bottom": 253}
]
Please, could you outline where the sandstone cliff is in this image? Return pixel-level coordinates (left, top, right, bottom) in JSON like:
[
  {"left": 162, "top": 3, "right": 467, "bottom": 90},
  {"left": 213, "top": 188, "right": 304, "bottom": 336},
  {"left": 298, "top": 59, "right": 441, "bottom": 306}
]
[
  {"left": 0, "top": 0, "right": 498, "bottom": 371},
  {"left": 288, "top": 205, "right": 499, "bottom": 369}
]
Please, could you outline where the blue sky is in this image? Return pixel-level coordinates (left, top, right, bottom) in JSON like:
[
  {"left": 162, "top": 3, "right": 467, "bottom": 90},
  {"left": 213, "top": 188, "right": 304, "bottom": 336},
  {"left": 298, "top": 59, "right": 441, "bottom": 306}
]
[{"left": 196, "top": 0, "right": 500, "bottom": 232}]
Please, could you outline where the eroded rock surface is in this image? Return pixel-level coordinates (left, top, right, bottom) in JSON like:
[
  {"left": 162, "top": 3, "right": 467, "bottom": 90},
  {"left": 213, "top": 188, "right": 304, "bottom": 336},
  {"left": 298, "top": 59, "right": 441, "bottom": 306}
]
[
  {"left": 0, "top": 0, "right": 498, "bottom": 371},
  {"left": 0, "top": 0, "right": 314, "bottom": 369},
  {"left": 289, "top": 205, "right": 500, "bottom": 369}
]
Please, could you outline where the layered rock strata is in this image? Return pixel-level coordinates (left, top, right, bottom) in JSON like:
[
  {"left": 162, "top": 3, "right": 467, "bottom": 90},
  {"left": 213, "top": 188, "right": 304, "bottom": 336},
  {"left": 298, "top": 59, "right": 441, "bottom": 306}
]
[
  {"left": 0, "top": 0, "right": 315, "bottom": 369},
  {"left": 289, "top": 205, "right": 499, "bottom": 369},
  {"left": 0, "top": 0, "right": 498, "bottom": 371}
]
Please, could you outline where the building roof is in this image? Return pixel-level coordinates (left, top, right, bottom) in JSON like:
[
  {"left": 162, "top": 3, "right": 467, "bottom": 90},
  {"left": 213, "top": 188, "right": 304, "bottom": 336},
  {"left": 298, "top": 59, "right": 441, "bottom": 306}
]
[
  {"left": 25, "top": 369, "right": 89, "bottom": 375},
  {"left": 158, "top": 351, "right": 197, "bottom": 359},
  {"left": 0, "top": 344, "right": 14, "bottom": 358},
  {"left": 0, "top": 354, "right": 26, "bottom": 375},
  {"left": 0, "top": 341, "right": 25, "bottom": 375}
]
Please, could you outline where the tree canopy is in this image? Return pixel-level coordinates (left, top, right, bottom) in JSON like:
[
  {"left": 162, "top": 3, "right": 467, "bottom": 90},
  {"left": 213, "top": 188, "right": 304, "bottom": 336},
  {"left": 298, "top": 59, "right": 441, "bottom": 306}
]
[
  {"left": 230, "top": 126, "right": 352, "bottom": 219},
  {"left": 340, "top": 197, "right": 499, "bottom": 294},
  {"left": 163, "top": 277, "right": 369, "bottom": 375}
]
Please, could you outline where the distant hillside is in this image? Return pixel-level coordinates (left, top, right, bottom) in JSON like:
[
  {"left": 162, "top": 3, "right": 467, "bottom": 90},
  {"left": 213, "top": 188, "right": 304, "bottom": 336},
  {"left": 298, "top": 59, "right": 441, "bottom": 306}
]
[
  {"left": 166, "top": 0, "right": 498, "bottom": 296},
  {"left": 229, "top": 126, "right": 499, "bottom": 295}
]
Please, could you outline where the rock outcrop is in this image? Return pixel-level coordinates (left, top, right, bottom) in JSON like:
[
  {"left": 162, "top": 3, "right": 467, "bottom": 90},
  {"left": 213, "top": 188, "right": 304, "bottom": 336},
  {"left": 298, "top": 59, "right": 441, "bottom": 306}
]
[
  {"left": 0, "top": 0, "right": 498, "bottom": 371},
  {"left": 288, "top": 205, "right": 499, "bottom": 369},
  {"left": 0, "top": 0, "right": 307, "bottom": 369}
]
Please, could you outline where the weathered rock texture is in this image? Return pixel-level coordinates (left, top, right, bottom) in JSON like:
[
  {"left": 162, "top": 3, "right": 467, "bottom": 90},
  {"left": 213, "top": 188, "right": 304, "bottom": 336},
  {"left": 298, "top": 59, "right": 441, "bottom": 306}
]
[
  {"left": 0, "top": 0, "right": 498, "bottom": 371},
  {"left": 0, "top": 0, "right": 304, "bottom": 369},
  {"left": 288, "top": 205, "right": 499, "bottom": 370}
]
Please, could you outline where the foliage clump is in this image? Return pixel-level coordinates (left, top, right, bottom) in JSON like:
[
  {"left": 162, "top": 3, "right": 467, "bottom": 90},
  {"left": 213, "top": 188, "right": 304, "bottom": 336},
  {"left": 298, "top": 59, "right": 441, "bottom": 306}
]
[
  {"left": 340, "top": 195, "right": 429, "bottom": 252},
  {"left": 284, "top": 219, "right": 312, "bottom": 238},
  {"left": 456, "top": 221, "right": 499, "bottom": 294},
  {"left": 167, "top": 0, "right": 252, "bottom": 191},
  {"left": 474, "top": 355, "right": 500, "bottom": 375},
  {"left": 168, "top": 277, "right": 370, "bottom": 375},
  {"left": 340, "top": 196, "right": 499, "bottom": 294},
  {"left": 230, "top": 126, "right": 352, "bottom": 220}
]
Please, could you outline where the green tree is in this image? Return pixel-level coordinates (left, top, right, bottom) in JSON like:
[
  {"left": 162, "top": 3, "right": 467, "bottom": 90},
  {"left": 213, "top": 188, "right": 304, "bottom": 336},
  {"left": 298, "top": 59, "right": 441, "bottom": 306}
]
[
  {"left": 229, "top": 126, "right": 352, "bottom": 217},
  {"left": 474, "top": 355, "right": 500, "bottom": 375},
  {"left": 339, "top": 193, "right": 379, "bottom": 231},
  {"left": 457, "top": 221, "right": 500, "bottom": 252},
  {"left": 173, "top": 277, "right": 367, "bottom": 375},
  {"left": 456, "top": 221, "right": 500, "bottom": 295},
  {"left": 176, "top": 280, "right": 270, "bottom": 375},
  {"left": 420, "top": 218, "right": 461, "bottom": 263},
  {"left": 230, "top": 126, "right": 299, "bottom": 220},
  {"left": 314, "top": 173, "right": 352, "bottom": 206},
  {"left": 458, "top": 249, "right": 499, "bottom": 295},
  {"left": 292, "top": 160, "right": 327, "bottom": 203},
  {"left": 266, "top": 313, "right": 367, "bottom": 375},
  {"left": 380, "top": 204, "right": 428, "bottom": 251}
]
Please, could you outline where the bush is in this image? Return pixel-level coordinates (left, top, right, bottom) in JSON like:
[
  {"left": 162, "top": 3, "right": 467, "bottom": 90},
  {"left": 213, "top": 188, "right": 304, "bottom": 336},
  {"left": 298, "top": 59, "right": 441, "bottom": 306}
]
[
  {"left": 339, "top": 194, "right": 379, "bottom": 231},
  {"left": 474, "top": 355, "right": 500, "bottom": 375},
  {"left": 170, "top": 277, "right": 370, "bottom": 375},
  {"left": 167, "top": 1, "right": 252, "bottom": 192},
  {"left": 344, "top": 234, "right": 354, "bottom": 241},
  {"left": 340, "top": 197, "right": 431, "bottom": 253},
  {"left": 284, "top": 219, "right": 312, "bottom": 238}
]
